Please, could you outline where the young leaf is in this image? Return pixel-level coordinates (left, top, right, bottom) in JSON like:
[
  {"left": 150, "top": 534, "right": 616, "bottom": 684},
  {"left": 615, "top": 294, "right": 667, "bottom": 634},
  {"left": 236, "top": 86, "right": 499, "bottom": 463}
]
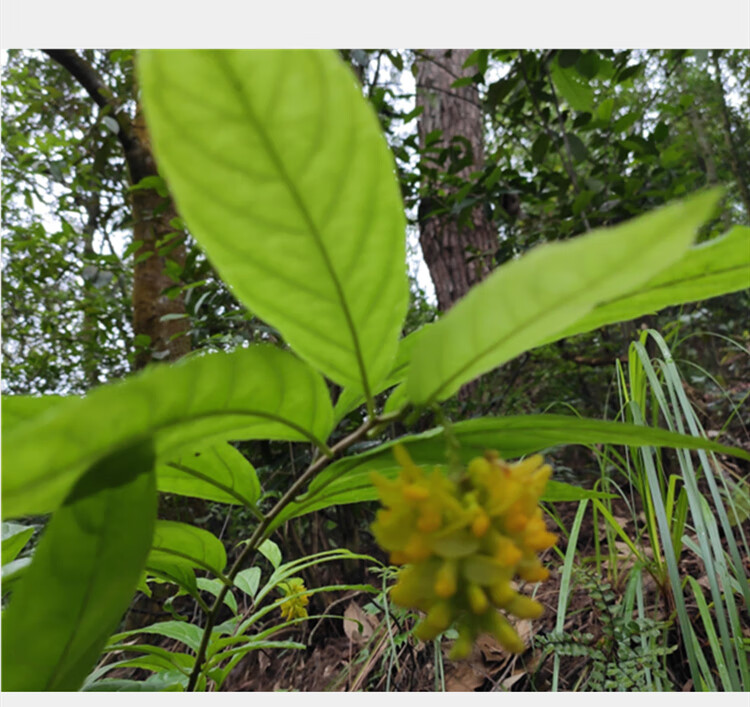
[
  {"left": 197, "top": 577, "right": 238, "bottom": 614},
  {"left": 235, "top": 567, "right": 262, "bottom": 600},
  {"left": 138, "top": 50, "right": 408, "bottom": 398},
  {"left": 149, "top": 520, "right": 227, "bottom": 578},
  {"left": 258, "top": 538, "right": 282, "bottom": 569},
  {"left": 3, "top": 345, "right": 332, "bottom": 519},
  {"left": 547, "top": 225, "right": 750, "bottom": 343},
  {"left": 406, "top": 190, "right": 721, "bottom": 404},
  {"left": 1, "top": 440, "right": 157, "bottom": 691},
  {"left": 274, "top": 412, "right": 749, "bottom": 528},
  {"left": 156, "top": 442, "right": 261, "bottom": 508}
]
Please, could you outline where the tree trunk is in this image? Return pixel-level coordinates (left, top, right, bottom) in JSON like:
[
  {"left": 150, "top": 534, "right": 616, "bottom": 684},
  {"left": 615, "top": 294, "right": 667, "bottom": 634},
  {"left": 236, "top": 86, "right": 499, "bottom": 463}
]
[
  {"left": 416, "top": 49, "right": 497, "bottom": 311},
  {"left": 712, "top": 51, "right": 750, "bottom": 222},
  {"left": 43, "top": 50, "right": 190, "bottom": 372},
  {"left": 129, "top": 107, "right": 191, "bottom": 369}
]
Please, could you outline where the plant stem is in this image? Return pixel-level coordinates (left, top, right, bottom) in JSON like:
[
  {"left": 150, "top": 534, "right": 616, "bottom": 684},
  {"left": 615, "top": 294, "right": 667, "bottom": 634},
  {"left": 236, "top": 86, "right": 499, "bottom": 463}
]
[{"left": 185, "top": 409, "right": 404, "bottom": 691}]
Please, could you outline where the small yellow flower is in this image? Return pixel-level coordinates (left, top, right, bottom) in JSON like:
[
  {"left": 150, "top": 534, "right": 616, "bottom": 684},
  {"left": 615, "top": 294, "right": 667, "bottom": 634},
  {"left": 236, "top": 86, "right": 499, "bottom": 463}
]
[
  {"left": 371, "top": 446, "right": 557, "bottom": 660},
  {"left": 278, "top": 577, "right": 310, "bottom": 621}
]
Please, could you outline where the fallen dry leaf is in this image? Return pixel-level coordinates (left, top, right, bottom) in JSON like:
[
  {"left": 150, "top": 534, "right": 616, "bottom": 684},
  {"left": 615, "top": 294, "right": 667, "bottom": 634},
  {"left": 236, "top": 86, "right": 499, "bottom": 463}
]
[
  {"left": 499, "top": 669, "right": 526, "bottom": 690},
  {"left": 342, "top": 601, "right": 377, "bottom": 645},
  {"left": 445, "top": 661, "right": 485, "bottom": 691}
]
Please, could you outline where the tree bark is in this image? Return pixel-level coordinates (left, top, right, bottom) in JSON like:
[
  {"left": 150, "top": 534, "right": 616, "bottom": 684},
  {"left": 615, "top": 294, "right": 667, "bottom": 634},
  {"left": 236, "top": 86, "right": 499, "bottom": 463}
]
[
  {"left": 43, "top": 50, "right": 190, "bottom": 371},
  {"left": 712, "top": 51, "right": 750, "bottom": 222},
  {"left": 416, "top": 49, "right": 497, "bottom": 311}
]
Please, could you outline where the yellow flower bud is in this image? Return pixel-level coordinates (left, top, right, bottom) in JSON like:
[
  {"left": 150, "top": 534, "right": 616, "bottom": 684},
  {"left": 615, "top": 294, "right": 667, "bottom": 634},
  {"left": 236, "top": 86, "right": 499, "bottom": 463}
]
[
  {"left": 403, "top": 533, "right": 431, "bottom": 562},
  {"left": 524, "top": 530, "right": 558, "bottom": 552},
  {"left": 467, "top": 583, "right": 489, "bottom": 614},
  {"left": 487, "top": 611, "right": 525, "bottom": 654},
  {"left": 434, "top": 560, "right": 458, "bottom": 598},
  {"left": 506, "top": 594, "right": 544, "bottom": 619},
  {"left": 488, "top": 580, "right": 516, "bottom": 608},
  {"left": 415, "top": 601, "right": 453, "bottom": 640},
  {"left": 403, "top": 483, "right": 430, "bottom": 502},
  {"left": 494, "top": 536, "right": 523, "bottom": 567},
  {"left": 471, "top": 509, "right": 490, "bottom": 538},
  {"left": 449, "top": 627, "right": 475, "bottom": 660},
  {"left": 518, "top": 559, "right": 550, "bottom": 583}
]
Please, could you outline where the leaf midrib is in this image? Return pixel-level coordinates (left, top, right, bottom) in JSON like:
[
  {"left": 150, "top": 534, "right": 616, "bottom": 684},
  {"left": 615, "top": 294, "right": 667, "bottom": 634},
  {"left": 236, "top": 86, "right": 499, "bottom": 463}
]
[
  {"left": 423, "top": 231, "right": 695, "bottom": 403},
  {"left": 5, "top": 408, "right": 328, "bottom": 509},
  {"left": 210, "top": 51, "right": 372, "bottom": 401}
]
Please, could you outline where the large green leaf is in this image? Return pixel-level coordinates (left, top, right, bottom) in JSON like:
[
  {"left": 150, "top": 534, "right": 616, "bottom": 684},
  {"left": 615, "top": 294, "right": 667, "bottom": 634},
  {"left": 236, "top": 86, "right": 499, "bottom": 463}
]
[
  {"left": 139, "top": 50, "right": 408, "bottom": 398},
  {"left": 156, "top": 442, "right": 261, "bottom": 507},
  {"left": 273, "top": 413, "right": 750, "bottom": 529},
  {"left": 1, "top": 394, "right": 67, "bottom": 435},
  {"left": 148, "top": 520, "right": 227, "bottom": 578},
  {"left": 406, "top": 190, "right": 721, "bottom": 404},
  {"left": 548, "top": 225, "right": 750, "bottom": 342},
  {"left": 2, "top": 345, "right": 332, "bottom": 519},
  {"left": 2, "top": 441, "right": 156, "bottom": 691}
]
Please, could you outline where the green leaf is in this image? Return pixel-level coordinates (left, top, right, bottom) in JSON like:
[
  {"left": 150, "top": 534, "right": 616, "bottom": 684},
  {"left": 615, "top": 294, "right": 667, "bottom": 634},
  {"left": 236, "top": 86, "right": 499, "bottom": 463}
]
[
  {"left": 1, "top": 394, "right": 67, "bottom": 435},
  {"left": 596, "top": 98, "right": 615, "bottom": 123},
  {"left": 565, "top": 132, "right": 589, "bottom": 162},
  {"left": 576, "top": 51, "right": 600, "bottom": 79},
  {"left": 149, "top": 520, "right": 227, "bottom": 578},
  {"left": 83, "top": 673, "right": 187, "bottom": 692},
  {"left": 274, "top": 413, "right": 748, "bottom": 528},
  {"left": 550, "top": 61, "right": 594, "bottom": 112},
  {"left": 531, "top": 133, "right": 550, "bottom": 164},
  {"left": 97, "top": 642, "right": 194, "bottom": 675},
  {"left": 2, "top": 441, "right": 157, "bottom": 691},
  {"left": 109, "top": 620, "right": 204, "bottom": 654},
  {"left": 1, "top": 557, "right": 31, "bottom": 591},
  {"left": 333, "top": 326, "right": 430, "bottom": 422},
  {"left": 556, "top": 50, "right": 580, "bottom": 69},
  {"left": 258, "top": 539, "right": 282, "bottom": 569},
  {"left": 383, "top": 380, "right": 409, "bottom": 415},
  {"left": 1, "top": 522, "right": 35, "bottom": 564},
  {"left": 139, "top": 50, "right": 408, "bottom": 398},
  {"left": 2, "top": 345, "right": 332, "bottom": 519},
  {"left": 157, "top": 442, "right": 261, "bottom": 507},
  {"left": 235, "top": 567, "right": 262, "bottom": 599},
  {"left": 197, "top": 577, "right": 238, "bottom": 614},
  {"left": 143, "top": 561, "right": 198, "bottom": 597},
  {"left": 406, "top": 190, "right": 721, "bottom": 404},
  {"left": 550, "top": 225, "right": 750, "bottom": 343}
]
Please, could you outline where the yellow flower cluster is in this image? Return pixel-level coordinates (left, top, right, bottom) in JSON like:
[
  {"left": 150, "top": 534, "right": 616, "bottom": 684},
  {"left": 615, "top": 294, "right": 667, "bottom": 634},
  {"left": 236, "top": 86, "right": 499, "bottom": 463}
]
[
  {"left": 278, "top": 577, "right": 310, "bottom": 621},
  {"left": 371, "top": 446, "right": 557, "bottom": 660}
]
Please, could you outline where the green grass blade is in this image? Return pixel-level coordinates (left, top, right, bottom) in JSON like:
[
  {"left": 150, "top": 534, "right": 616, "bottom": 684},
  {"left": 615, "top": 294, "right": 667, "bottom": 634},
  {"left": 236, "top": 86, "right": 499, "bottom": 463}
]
[{"left": 551, "top": 499, "right": 589, "bottom": 692}]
